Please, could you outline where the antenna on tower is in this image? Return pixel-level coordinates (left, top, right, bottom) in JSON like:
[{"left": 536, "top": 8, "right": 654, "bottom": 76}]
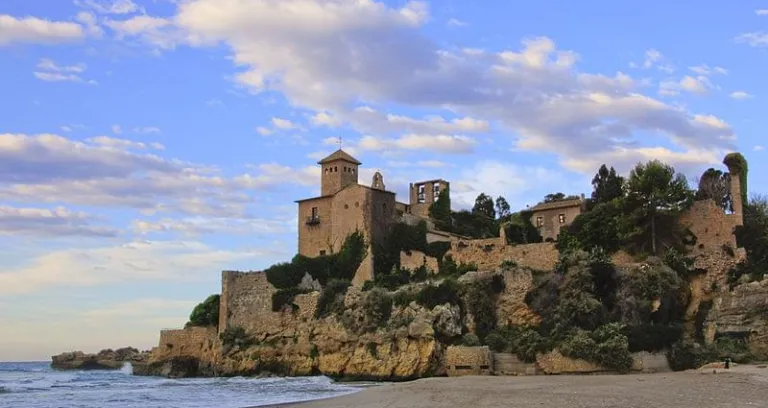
[{"left": 337, "top": 135, "right": 343, "bottom": 150}]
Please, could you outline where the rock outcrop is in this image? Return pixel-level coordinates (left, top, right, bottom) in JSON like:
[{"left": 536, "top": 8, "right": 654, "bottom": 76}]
[
  {"left": 51, "top": 347, "right": 149, "bottom": 370},
  {"left": 705, "top": 279, "right": 768, "bottom": 359}
]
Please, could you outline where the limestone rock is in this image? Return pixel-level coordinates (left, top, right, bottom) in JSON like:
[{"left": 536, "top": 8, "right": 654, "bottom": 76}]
[
  {"left": 706, "top": 279, "right": 768, "bottom": 359},
  {"left": 432, "top": 303, "right": 462, "bottom": 338},
  {"left": 298, "top": 273, "right": 322, "bottom": 292},
  {"left": 51, "top": 347, "right": 149, "bottom": 371}
]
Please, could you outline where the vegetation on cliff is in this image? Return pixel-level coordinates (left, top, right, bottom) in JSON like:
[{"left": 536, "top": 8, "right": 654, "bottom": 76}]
[
  {"left": 186, "top": 294, "right": 220, "bottom": 328},
  {"left": 730, "top": 195, "right": 768, "bottom": 286}
]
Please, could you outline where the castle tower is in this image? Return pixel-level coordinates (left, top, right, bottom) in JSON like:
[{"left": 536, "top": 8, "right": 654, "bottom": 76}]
[
  {"left": 723, "top": 153, "right": 746, "bottom": 227},
  {"left": 318, "top": 149, "right": 361, "bottom": 196}
]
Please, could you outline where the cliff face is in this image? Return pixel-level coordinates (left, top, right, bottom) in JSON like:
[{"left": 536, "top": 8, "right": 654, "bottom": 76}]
[{"left": 705, "top": 279, "right": 768, "bottom": 359}]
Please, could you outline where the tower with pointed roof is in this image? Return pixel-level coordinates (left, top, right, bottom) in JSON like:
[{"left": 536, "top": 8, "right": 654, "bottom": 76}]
[{"left": 319, "top": 149, "right": 361, "bottom": 196}]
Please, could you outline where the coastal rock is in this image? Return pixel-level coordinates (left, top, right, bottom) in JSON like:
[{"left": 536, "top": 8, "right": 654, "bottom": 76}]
[
  {"left": 51, "top": 347, "right": 149, "bottom": 370},
  {"left": 705, "top": 279, "right": 768, "bottom": 359},
  {"left": 432, "top": 303, "right": 462, "bottom": 338}
]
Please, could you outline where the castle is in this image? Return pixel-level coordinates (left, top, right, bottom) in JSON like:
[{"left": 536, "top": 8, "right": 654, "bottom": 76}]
[{"left": 295, "top": 149, "right": 453, "bottom": 285}]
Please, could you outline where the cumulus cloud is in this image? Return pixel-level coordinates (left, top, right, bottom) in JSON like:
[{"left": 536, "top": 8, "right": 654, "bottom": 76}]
[
  {"left": 0, "top": 133, "right": 318, "bottom": 217},
  {"left": 256, "top": 126, "right": 273, "bottom": 136},
  {"left": 736, "top": 32, "right": 768, "bottom": 47},
  {"left": 0, "top": 15, "right": 86, "bottom": 46},
  {"left": 730, "top": 91, "right": 753, "bottom": 100},
  {"left": 0, "top": 206, "right": 117, "bottom": 237},
  {"left": 659, "top": 75, "right": 713, "bottom": 96},
  {"left": 132, "top": 215, "right": 293, "bottom": 236},
  {"left": 358, "top": 134, "right": 477, "bottom": 154},
  {"left": 0, "top": 240, "right": 281, "bottom": 295},
  {"left": 103, "top": 0, "right": 734, "bottom": 172},
  {"left": 271, "top": 117, "right": 301, "bottom": 130}
]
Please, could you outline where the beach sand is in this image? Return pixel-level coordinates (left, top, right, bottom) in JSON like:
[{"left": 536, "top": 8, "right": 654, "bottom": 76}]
[{"left": 262, "top": 365, "right": 768, "bottom": 408}]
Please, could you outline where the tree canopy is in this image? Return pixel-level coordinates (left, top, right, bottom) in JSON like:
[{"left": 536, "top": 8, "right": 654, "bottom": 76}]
[
  {"left": 591, "top": 165, "right": 624, "bottom": 205},
  {"left": 186, "top": 294, "right": 220, "bottom": 328}
]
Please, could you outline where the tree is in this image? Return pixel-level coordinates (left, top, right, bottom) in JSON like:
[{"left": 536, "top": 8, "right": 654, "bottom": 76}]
[
  {"left": 428, "top": 186, "right": 452, "bottom": 230},
  {"left": 472, "top": 193, "right": 496, "bottom": 219},
  {"left": 566, "top": 201, "right": 623, "bottom": 253},
  {"left": 624, "top": 160, "right": 694, "bottom": 255},
  {"left": 732, "top": 195, "right": 768, "bottom": 284},
  {"left": 696, "top": 168, "right": 731, "bottom": 212},
  {"left": 187, "top": 294, "right": 220, "bottom": 328},
  {"left": 591, "top": 165, "right": 625, "bottom": 205},
  {"left": 495, "top": 196, "right": 511, "bottom": 220},
  {"left": 543, "top": 192, "right": 567, "bottom": 203}
]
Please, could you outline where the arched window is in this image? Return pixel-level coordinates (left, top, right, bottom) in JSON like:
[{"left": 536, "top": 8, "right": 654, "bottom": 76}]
[{"left": 334, "top": 166, "right": 338, "bottom": 172}]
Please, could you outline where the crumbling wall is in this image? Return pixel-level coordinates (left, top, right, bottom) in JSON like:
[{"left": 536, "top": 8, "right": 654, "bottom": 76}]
[
  {"left": 156, "top": 327, "right": 218, "bottom": 359},
  {"left": 448, "top": 238, "right": 559, "bottom": 272},
  {"left": 400, "top": 250, "right": 439, "bottom": 274}
]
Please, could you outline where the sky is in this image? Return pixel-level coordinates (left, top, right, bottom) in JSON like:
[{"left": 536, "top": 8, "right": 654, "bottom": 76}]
[{"left": 1, "top": 0, "right": 767, "bottom": 361}]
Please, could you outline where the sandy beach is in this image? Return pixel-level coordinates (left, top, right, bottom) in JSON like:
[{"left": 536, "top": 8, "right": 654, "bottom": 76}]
[{"left": 263, "top": 366, "right": 768, "bottom": 408}]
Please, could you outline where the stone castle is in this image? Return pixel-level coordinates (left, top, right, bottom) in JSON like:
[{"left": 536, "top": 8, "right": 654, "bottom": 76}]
[{"left": 137, "top": 151, "right": 765, "bottom": 379}]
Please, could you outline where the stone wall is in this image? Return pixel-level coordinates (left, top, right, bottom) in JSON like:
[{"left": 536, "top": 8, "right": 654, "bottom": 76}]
[
  {"left": 630, "top": 351, "right": 671, "bottom": 373},
  {"left": 448, "top": 238, "right": 559, "bottom": 272},
  {"left": 156, "top": 327, "right": 218, "bottom": 359},
  {"left": 400, "top": 250, "right": 439, "bottom": 274},
  {"left": 219, "top": 271, "right": 276, "bottom": 334},
  {"left": 704, "top": 279, "right": 768, "bottom": 359},
  {"left": 444, "top": 346, "right": 492, "bottom": 376},
  {"left": 492, "top": 353, "right": 539, "bottom": 375}
]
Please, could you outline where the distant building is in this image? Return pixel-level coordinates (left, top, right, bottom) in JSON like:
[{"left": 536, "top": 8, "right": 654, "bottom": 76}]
[
  {"left": 408, "top": 179, "right": 450, "bottom": 218},
  {"left": 528, "top": 196, "right": 586, "bottom": 241}
]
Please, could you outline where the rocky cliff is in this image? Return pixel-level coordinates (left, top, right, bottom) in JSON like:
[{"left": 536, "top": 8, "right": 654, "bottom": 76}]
[
  {"left": 705, "top": 279, "right": 768, "bottom": 359},
  {"left": 51, "top": 347, "right": 149, "bottom": 370}
]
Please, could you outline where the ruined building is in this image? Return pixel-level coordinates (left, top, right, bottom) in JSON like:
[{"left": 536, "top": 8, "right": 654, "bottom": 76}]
[{"left": 527, "top": 196, "right": 586, "bottom": 241}]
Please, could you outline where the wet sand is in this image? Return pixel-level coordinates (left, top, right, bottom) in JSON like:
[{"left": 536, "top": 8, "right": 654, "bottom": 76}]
[{"left": 260, "top": 365, "right": 768, "bottom": 408}]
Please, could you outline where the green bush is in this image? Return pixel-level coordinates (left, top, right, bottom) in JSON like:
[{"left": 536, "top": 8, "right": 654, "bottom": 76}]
[
  {"left": 366, "top": 342, "right": 378, "bottom": 358},
  {"left": 411, "top": 264, "right": 428, "bottom": 282},
  {"left": 625, "top": 324, "right": 683, "bottom": 352},
  {"left": 484, "top": 326, "right": 549, "bottom": 363},
  {"left": 416, "top": 279, "right": 463, "bottom": 310},
  {"left": 465, "top": 275, "right": 505, "bottom": 341},
  {"left": 186, "top": 294, "right": 220, "bottom": 328},
  {"left": 392, "top": 289, "right": 417, "bottom": 308},
  {"left": 461, "top": 333, "right": 480, "bottom": 346},
  {"left": 362, "top": 288, "right": 393, "bottom": 330},
  {"left": 271, "top": 288, "right": 310, "bottom": 312},
  {"left": 560, "top": 324, "right": 633, "bottom": 372},
  {"left": 315, "top": 279, "right": 350, "bottom": 318},
  {"left": 309, "top": 345, "right": 319, "bottom": 359},
  {"left": 265, "top": 262, "right": 304, "bottom": 290},
  {"left": 666, "top": 340, "right": 717, "bottom": 371},
  {"left": 484, "top": 332, "right": 506, "bottom": 352}
]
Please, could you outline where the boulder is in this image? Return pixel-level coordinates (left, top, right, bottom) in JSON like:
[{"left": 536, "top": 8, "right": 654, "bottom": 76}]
[{"left": 51, "top": 347, "right": 149, "bottom": 370}]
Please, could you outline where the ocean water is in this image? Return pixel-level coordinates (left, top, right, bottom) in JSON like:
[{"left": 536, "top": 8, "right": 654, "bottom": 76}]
[{"left": 0, "top": 362, "right": 367, "bottom": 408}]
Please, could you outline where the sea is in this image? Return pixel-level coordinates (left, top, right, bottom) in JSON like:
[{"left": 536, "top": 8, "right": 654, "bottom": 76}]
[{"left": 0, "top": 362, "right": 369, "bottom": 408}]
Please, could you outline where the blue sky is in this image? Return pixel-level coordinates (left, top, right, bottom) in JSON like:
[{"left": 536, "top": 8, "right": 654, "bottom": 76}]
[{"left": 1, "top": 0, "right": 766, "bottom": 361}]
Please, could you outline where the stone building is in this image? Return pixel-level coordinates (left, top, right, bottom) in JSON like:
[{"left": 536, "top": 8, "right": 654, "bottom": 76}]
[
  {"left": 528, "top": 196, "right": 586, "bottom": 241},
  {"left": 408, "top": 179, "right": 450, "bottom": 218},
  {"left": 295, "top": 149, "right": 397, "bottom": 285}
]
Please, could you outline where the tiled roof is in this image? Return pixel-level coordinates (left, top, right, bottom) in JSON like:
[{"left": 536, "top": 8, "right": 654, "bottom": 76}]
[
  {"left": 317, "top": 149, "right": 362, "bottom": 165},
  {"left": 528, "top": 198, "right": 583, "bottom": 212}
]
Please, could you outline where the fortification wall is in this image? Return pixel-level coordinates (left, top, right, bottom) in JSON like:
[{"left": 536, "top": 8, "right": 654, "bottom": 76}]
[
  {"left": 400, "top": 250, "right": 439, "bottom": 274},
  {"left": 156, "top": 327, "right": 218, "bottom": 359},
  {"left": 681, "top": 199, "right": 739, "bottom": 255},
  {"left": 220, "top": 271, "right": 275, "bottom": 334},
  {"left": 448, "top": 238, "right": 559, "bottom": 272}
]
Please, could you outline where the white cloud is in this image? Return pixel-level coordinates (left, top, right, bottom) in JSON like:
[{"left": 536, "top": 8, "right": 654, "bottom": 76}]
[
  {"left": 104, "top": 15, "right": 185, "bottom": 50},
  {"left": 659, "top": 75, "right": 712, "bottom": 95},
  {"left": 149, "top": 142, "right": 165, "bottom": 150},
  {"left": 0, "top": 14, "right": 85, "bottom": 46},
  {"left": 87, "top": 135, "right": 148, "bottom": 149},
  {"left": 643, "top": 49, "right": 662, "bottom": 68},
  {"left": 133, "top": 126, "right": 161, "bottom": 134},
  {"left": 75, "top": 0, "right": 144, "bottom": 15},
  {"left": 689, "top": 64, "right": 727, "bottom": 76},
  {"left": 132, "top": 215, "right": 292, "bottom": 236},
  {"left": 37, "top": 58, "right": 87, "bottom": 73},
  {"left": 447, "top": 18, "right": 467, "bottom": 28},
  {"left": 755, "top": 145, "right": 765, "bottom": 151},
  {"left": 0, "top": 240, "right": 279, "bottom": 295},
  {"left": 107, "top": 1, "right": 735, "bottom": 173},
  {"left": 33, "top": 72, "right": 97, "bottom": 85},
  {"left": 358, "top": 134, "right": 476, "bottom": 154},
  {"left": 75, "top": 11, "right": 104, "bottom": 37},
  {"left": 82, "top": 298, "right": 197, "bottom": 320},
  {"left": 0, "top": 206, "right": 117, "bottom": 237},
  {"left": 271, "top": 117, "right": 301, "bottom": 130},
  {"left": 310, "top": 112, "right": 343, "bottom": 128},
  {"left": 61, "top": 126, "right": 73, "bottom": 132},
  {"left": 112, "top": 124, "right": 122, "bottom": 134},
  {"left": 736, "top": 32, "right": 768, "bottom": 47},
  {"left": 730, "top": 91, "right": 753, "bottom": 100},
  {"left": 386, "top": 160, "right": 449, "bottom": 168},
  {"left": 256, "top": 126, "right": 273, "bottom": 136},
  {"left": 756, "top": 9, "right": 768, "bottom": 16}
]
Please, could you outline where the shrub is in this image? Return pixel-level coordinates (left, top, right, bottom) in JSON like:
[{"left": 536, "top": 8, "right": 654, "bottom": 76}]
[
  {"left": 625, "top": 324, "right": 683, "bottom": 352},
  {"left": 461, "top": 333, "right": 480, "bottom": 346},
  {"left": 416, "top": 279, "right": 463, "bottom": 310},
  {"left": 392, "top": 289, "right": 417, "bottom": 308},
  {"left": 560, "top": 324, "right": 633, "bottom": 372},
  {"left": 666, "top": 340, "right": 717, "bottom": 371},
  {"left": 485, "top": 326, "right": 549, "bottom": 363},
  {"left": 315, "top": 279, "right": 350, "bottom": 318},
  {"left": 362, "top": 288, "right": 393, "bottom": 330},
  {"left": 366, "top": 342, "right": 378, "bottom": 358},
  {"left": 271, "top": 288, "right": 310, "bottom": 312},
  {"left": 265, "top": 262, "right": 304, "bottom": 289},
  {"left": 186, "top": 294, "right": 220, "bottom": 328},
  {"left": 411, "top": 264, "right": 428, "bottom": 282},
  {"left": 309, "top": 345, "right": 319, "bottom": 359},
  {"left": 466, "top": 276, "right": 504, "bottom": 341},
  {"left": 333, "top": 231, "right": 368, "bottom": 281},
  {"left": 220, "top": 326, "right": 254, "bottom": 348},
  {"left": 484, "top": 332, "right": 506, "bottom": 352}
]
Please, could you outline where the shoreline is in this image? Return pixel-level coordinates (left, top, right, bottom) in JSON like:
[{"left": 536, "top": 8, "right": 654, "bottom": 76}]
[{"left": 251, "top": 365, "right": 768, "bottom": 408}]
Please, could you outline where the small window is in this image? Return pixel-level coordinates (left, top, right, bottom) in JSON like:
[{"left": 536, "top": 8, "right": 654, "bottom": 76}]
[
  {"left": 334, "top": 166, "right": 338, "bottom": 172},
  {"left": 324, "top": 168, "right": 328, "bottom": 173},
  {"left": 536, "top": 216, "right": 544, "bottom": 228},
  {"left": 558, "top": 214, "right": 566, "bottom": 224},
  {"left": 344, "top": 204, "right": 349, "bottom": 209},
  {"left": 311, "top": 207, "right": 318, "bottom": 218},
  {"left": 319, "top": 250, "right": 326, "bottom": 256},
  {"left": 351, "top": 168, "right": 355, "bottom": 173},
  {"left": 417, "top": 185, "right": 426, "bottom": 203}
]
